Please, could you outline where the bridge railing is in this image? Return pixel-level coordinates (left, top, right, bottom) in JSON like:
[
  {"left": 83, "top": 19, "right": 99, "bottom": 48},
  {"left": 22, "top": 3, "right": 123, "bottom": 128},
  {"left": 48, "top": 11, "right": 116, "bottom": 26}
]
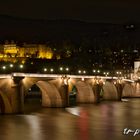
[{"left": 0, "top": 73, "right": 135, "bottom": 83}]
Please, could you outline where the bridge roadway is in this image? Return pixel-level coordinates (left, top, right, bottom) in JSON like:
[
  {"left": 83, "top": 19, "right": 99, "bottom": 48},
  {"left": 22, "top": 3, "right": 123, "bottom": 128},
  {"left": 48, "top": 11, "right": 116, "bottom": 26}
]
[{"left": 0, "top": 73, "right": 139, "bottom": 114}]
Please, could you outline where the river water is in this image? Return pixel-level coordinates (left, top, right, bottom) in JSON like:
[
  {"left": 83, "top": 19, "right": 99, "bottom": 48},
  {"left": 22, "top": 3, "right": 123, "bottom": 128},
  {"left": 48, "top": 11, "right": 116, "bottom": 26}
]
[{"left": 0, "top": 98, "right": 140, "bottom": 140}]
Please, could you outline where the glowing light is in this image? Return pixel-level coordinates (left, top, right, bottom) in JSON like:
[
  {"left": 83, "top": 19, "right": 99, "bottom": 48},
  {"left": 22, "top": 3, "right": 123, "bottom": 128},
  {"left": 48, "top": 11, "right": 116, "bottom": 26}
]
[
  {"left": 116, "top": 71, "right": 122, "bottom": 75},
  {"left": 96, "top": 81, "right": 99, "bottom": 84},
  {"left": 93, "top": 70, "right": 96, "bottom": 73},
  {"left": 66, "top": 67, "right": 69, "bottom": 71},
  {"left": 10, "top": 64, "right": 13, "bottom": 68},
  {"left": 78, "top": 70, "right": 81, "bottom": 74},
  {"left": 64, "top": 79, "right": 67, "bottom": 85},
  {"left": 50, "top": 68, "right": 54, "bottom": 72},
  {"left": 59, "top": 67, "right": 63, "bottom": 71},
  {"left": 81, "top": 77, "right": 84, "bottom": 81},
  {"left": 97, "top": 70, "right": 100, "bottom": 73},
  {"left": 83, "top": 70, "right": 86, "bottom": 74},
  {"left": 19, "top": 64, "right": 23, "bottom": 69},
  {"left": 2, "top": 66, "right": 6, "bottom": 70},
  {"left": 114, "top": 82, "right": 116, "bottom": 85},
  {"left": 43, "top": 68, "right": 47, "bottom": 72}
]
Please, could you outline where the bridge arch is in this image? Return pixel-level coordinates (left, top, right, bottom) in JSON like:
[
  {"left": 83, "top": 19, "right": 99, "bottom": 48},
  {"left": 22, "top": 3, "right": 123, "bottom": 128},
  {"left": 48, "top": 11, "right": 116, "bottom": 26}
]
[
  {"left": 122, "top": 83, "right": 134, "bottom": 97},
  {"left": 0, "top": 91, "right": 12, "bottom": 113},
  {"left": 0, "top": 93, "right": 5, "bottom": 113},
  {"left": 23, "top": 78, "right": 64, "bottom": 107},
  {"left": 69, "top": 79, "right": 96, "bottom": 103},
  {"left": 102, "top": 81, "right": 118, "bottom": 100},
  {"left": 0, "top": 78, "right": 15, "bottom": 114}
]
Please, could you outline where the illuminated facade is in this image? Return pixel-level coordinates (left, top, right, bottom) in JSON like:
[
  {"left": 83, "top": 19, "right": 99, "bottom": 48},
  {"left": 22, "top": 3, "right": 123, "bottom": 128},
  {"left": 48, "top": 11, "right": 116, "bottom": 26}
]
[{"left": 0, "top": 41, "right": 54, "bottom": 63}]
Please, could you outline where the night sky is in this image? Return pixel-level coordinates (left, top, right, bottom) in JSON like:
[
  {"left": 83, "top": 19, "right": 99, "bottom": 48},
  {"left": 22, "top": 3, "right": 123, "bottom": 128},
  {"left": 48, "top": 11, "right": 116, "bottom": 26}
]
[{"left": 0, "top": 0, "right": 140, "bottom": 23}]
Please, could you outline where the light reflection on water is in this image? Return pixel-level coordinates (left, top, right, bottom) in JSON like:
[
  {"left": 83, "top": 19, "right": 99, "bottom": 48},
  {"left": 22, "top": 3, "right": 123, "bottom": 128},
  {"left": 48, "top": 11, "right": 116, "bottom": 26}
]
[{"left": 0, "top": 99, "right": 140, "bottom": 140}]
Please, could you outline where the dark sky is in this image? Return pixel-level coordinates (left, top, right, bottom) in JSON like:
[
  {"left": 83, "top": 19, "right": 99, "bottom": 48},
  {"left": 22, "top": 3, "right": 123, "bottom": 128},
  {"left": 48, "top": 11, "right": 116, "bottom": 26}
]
[{"left": 0, "top": 0, "right": 140, "bottom": 23}]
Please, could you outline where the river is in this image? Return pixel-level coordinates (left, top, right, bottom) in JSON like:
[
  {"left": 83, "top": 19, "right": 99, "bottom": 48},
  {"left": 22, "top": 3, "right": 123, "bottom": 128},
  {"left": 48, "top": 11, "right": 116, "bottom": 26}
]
[{"left": 0, "top": 98, "right": 140, "bottom": 140}]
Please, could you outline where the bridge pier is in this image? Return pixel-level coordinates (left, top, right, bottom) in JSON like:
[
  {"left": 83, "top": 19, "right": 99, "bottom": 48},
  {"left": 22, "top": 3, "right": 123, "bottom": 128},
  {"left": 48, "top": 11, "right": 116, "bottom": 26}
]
[
  {"left": 59, "top": 84, "right": 69, "bottom": 107},
  {"left": 12, "top": 76, "right": 24, "bottom": 113},
  {"left": 115, "top": 83, "right": 123, "bottom": 101},
  {"left": 92, "top": 83, "right": 102, "bottom": 103}
]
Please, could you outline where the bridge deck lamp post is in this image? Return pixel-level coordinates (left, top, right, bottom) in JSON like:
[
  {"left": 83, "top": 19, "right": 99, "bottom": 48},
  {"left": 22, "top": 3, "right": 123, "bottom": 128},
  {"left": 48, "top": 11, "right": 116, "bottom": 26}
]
[
  {"left": 10, "top": 64, "right": 14, "bottom": 68},
  {"left": 2, "top": 66, "right": 6, "bottom": 70},
  {"left": 59, "top": 67, "right": 63, "bottom": 72},
  {"left": 50, "top": 68, "right": 54, "bottom": 73},
  {"left": 78, "top": 70, "right": 82, "bottom": 74},
  {"left": 19, "top": 64, "right": 23, "bottom": 69},
  {"left": 83, "top": 70, "right": 86, "bottom": 74},
  {"left": 43, "top": 68, "right": 47, "bottom": 72},
  {"left": 65, "top": 67, "right": 69, "bottom": 72}
]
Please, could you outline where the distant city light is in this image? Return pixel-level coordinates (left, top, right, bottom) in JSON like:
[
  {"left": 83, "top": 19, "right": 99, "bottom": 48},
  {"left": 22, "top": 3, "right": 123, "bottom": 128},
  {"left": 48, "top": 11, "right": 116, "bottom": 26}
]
[{"left": 93, "top": 70, "right": 96, "bottom": 73}]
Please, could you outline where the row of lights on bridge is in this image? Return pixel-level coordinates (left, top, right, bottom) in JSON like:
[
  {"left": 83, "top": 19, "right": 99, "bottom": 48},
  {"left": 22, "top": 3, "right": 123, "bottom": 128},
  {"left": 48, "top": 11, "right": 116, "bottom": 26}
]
[
  {"left": 43, "top": 67, "right": 69, "bottom": 72},
  {"left": 1, "top": 64, "right": 24, "bottom": 70},
  {"left": 43, "top": 67, "right": 110, "bottom": 76},
  {"left": 1, "top": 64, "right": 122, "bottom": 77},
  {"left": 116, "top": 71, "right": 122, "bottom": 75}
]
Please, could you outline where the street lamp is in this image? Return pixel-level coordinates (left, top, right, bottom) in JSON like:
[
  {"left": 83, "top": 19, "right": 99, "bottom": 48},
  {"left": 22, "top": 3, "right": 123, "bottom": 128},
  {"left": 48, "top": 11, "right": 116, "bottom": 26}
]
[
  {"left": 19, "top": 64, "right": 23, "bottom": 69},
  {"left": 78, "top": 70, "right": 81, "bottom": 74},
  {"left": 2, "top": 66, "right": 6, "bottom": 70},
  {"left": 83, "top": 70, "right": 86, "bottom": 74},
  {"left": 59, "top": 67, "right": 63, "bottom": 71},
  {"left": 97, "top": 70, "right": 100, "bottom": 73},
  {"left": 10, "top": 64, "right": 13, "bottom": 68},
  {"left": 50, "top": 68, "right": 54, "bottom": 72},
  {"left": 43, "top": 68, "right": 47, "bottom": 72},
  {"left": 65, "top": 67, "right": 69, "bottom": 71}
]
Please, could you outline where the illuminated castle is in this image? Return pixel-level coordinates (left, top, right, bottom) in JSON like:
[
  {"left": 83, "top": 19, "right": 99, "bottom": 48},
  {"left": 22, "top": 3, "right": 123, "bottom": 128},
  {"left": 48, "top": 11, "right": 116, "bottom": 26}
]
[{"left": 0, "top": 41, "right": 54, "bottom": 63}]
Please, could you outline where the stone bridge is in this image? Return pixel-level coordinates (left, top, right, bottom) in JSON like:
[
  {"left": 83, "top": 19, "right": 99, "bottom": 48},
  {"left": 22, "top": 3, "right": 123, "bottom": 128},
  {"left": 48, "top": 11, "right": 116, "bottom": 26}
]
[{"left": 0, "top": 73, "right": 139, "bottom": 114}]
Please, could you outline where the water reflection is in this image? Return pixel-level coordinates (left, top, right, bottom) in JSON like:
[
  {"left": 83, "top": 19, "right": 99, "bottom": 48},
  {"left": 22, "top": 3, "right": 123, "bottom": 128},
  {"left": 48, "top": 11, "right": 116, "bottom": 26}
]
[
  {"left": 0, "top": 99, "right": 140, "bottom": 140},
  {"left": 66, "top": 107, "right": 80, "bottom": 116},
  {"left": 77, "top": 108, "right": 89, "bottom": 140}
]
